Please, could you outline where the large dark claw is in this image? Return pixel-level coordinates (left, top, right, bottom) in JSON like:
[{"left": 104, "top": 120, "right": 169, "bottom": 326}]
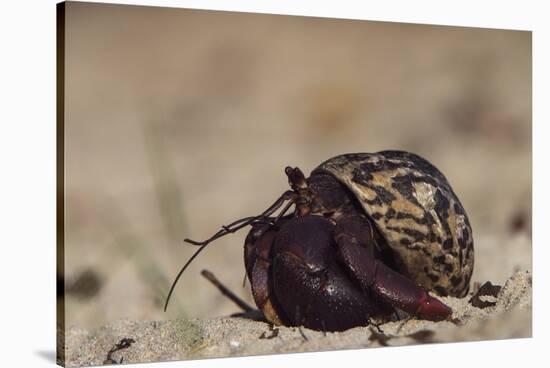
[{"left": 335, "top": 215, "right": 453, "bottom": 321}]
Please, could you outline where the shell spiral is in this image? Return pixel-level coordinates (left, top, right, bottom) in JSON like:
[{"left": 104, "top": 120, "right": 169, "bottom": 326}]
[{"left": 313, "top": 150, "right": 474, "bottom": 297}]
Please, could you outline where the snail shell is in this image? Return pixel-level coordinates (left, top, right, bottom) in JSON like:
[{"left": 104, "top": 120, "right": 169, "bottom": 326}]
[{"left": 313, "top": 150, "right": 474, "bottom": 297}]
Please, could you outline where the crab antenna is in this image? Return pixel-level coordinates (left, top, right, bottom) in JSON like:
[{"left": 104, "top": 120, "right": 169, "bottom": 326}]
[
  {"left": 183, "top": 190, "right": 295, "bottom": 247},
  {"left": 272, "top": 198, "right": 295, "bottom": 224},
  {"left": 164, "top": 190, "right": 296, "bottom": 312},
  {"left": 164, "top": 243, "right": 209, "bottom": 312}
]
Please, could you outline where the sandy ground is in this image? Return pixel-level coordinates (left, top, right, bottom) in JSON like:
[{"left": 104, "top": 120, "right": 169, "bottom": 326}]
[{"left": 63, "top": 270, "right": 531, "bottom": 367}]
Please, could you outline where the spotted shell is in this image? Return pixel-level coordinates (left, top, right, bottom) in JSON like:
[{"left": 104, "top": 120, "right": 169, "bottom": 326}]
[{"left": 313, "top": 150, "right": 474, "bottom": 297}]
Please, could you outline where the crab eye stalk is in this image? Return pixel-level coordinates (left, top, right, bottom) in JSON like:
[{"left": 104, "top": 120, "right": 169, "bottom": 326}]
[
  {"left": 285, "top": 166, "right": 308, "bottom": 191},
  {"left": 285, "top": 166, "right": 315, "bottom": 217}
]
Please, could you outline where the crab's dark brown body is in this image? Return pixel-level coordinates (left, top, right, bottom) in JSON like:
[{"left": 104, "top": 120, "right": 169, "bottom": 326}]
[
  {"left": 166, "top": 151, "right": 474, "bottom": 332},
  {"left": 244, "top": 151, "right": 473, "bottom": 331}
]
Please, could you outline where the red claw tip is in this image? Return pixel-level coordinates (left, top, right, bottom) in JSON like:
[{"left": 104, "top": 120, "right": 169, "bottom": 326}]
[{"left": 418, "top": 295, "right": 452, "bottom": 321}]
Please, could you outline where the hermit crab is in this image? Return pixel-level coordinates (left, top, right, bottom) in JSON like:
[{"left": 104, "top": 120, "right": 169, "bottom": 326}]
[{"left": 165, "top": 150, "right": 474, "bottom": 332}]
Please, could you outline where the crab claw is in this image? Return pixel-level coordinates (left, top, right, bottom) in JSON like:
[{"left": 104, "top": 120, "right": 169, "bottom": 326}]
[
  {"left": 334, "top": 215, "right": 453, "bottom": 322},
  {"left": 417, "top": 293, "right": 452, "bottom": 321}
]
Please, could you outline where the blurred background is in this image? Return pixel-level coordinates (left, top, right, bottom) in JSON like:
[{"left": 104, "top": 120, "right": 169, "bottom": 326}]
[{"left": 63, "top": 2, "right": 531, "bottom": 331}]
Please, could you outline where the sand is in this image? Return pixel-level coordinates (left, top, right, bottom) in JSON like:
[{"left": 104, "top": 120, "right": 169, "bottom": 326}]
[{"left": 63, "top": 270, "right": 531, "bottom": 367}]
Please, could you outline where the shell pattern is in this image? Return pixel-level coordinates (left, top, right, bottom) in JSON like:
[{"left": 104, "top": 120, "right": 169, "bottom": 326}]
[{"left": 313, "top": 150, "right": 474, "bottom": 297}]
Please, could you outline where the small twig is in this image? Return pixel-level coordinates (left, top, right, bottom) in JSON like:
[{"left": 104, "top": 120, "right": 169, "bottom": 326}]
[
  {"left": 368, "top": 327, "right": 391, "bottom": 346},
  {"left": 298, "top": 326, "right": 309, "bottom": 341},
  {"left": 103, "top": 338, "right": 135, "bottom": 365},
  {"left": 259, "top": 324, "right": 280, "bottom": 340},
  {"left": 368, "top": 318, "right": 385, "bottom": 334},
  {"left": 201, "top": 270, "right": 254, "bottom": 312}
]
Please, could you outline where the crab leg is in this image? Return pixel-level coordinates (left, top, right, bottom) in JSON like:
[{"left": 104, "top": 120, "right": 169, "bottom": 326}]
[
  {"left": 244, "top": 224, "right": 287, "bottom": 326},
  {"left": 334, "top": 216, "right": 452, "bottom": 321}
]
